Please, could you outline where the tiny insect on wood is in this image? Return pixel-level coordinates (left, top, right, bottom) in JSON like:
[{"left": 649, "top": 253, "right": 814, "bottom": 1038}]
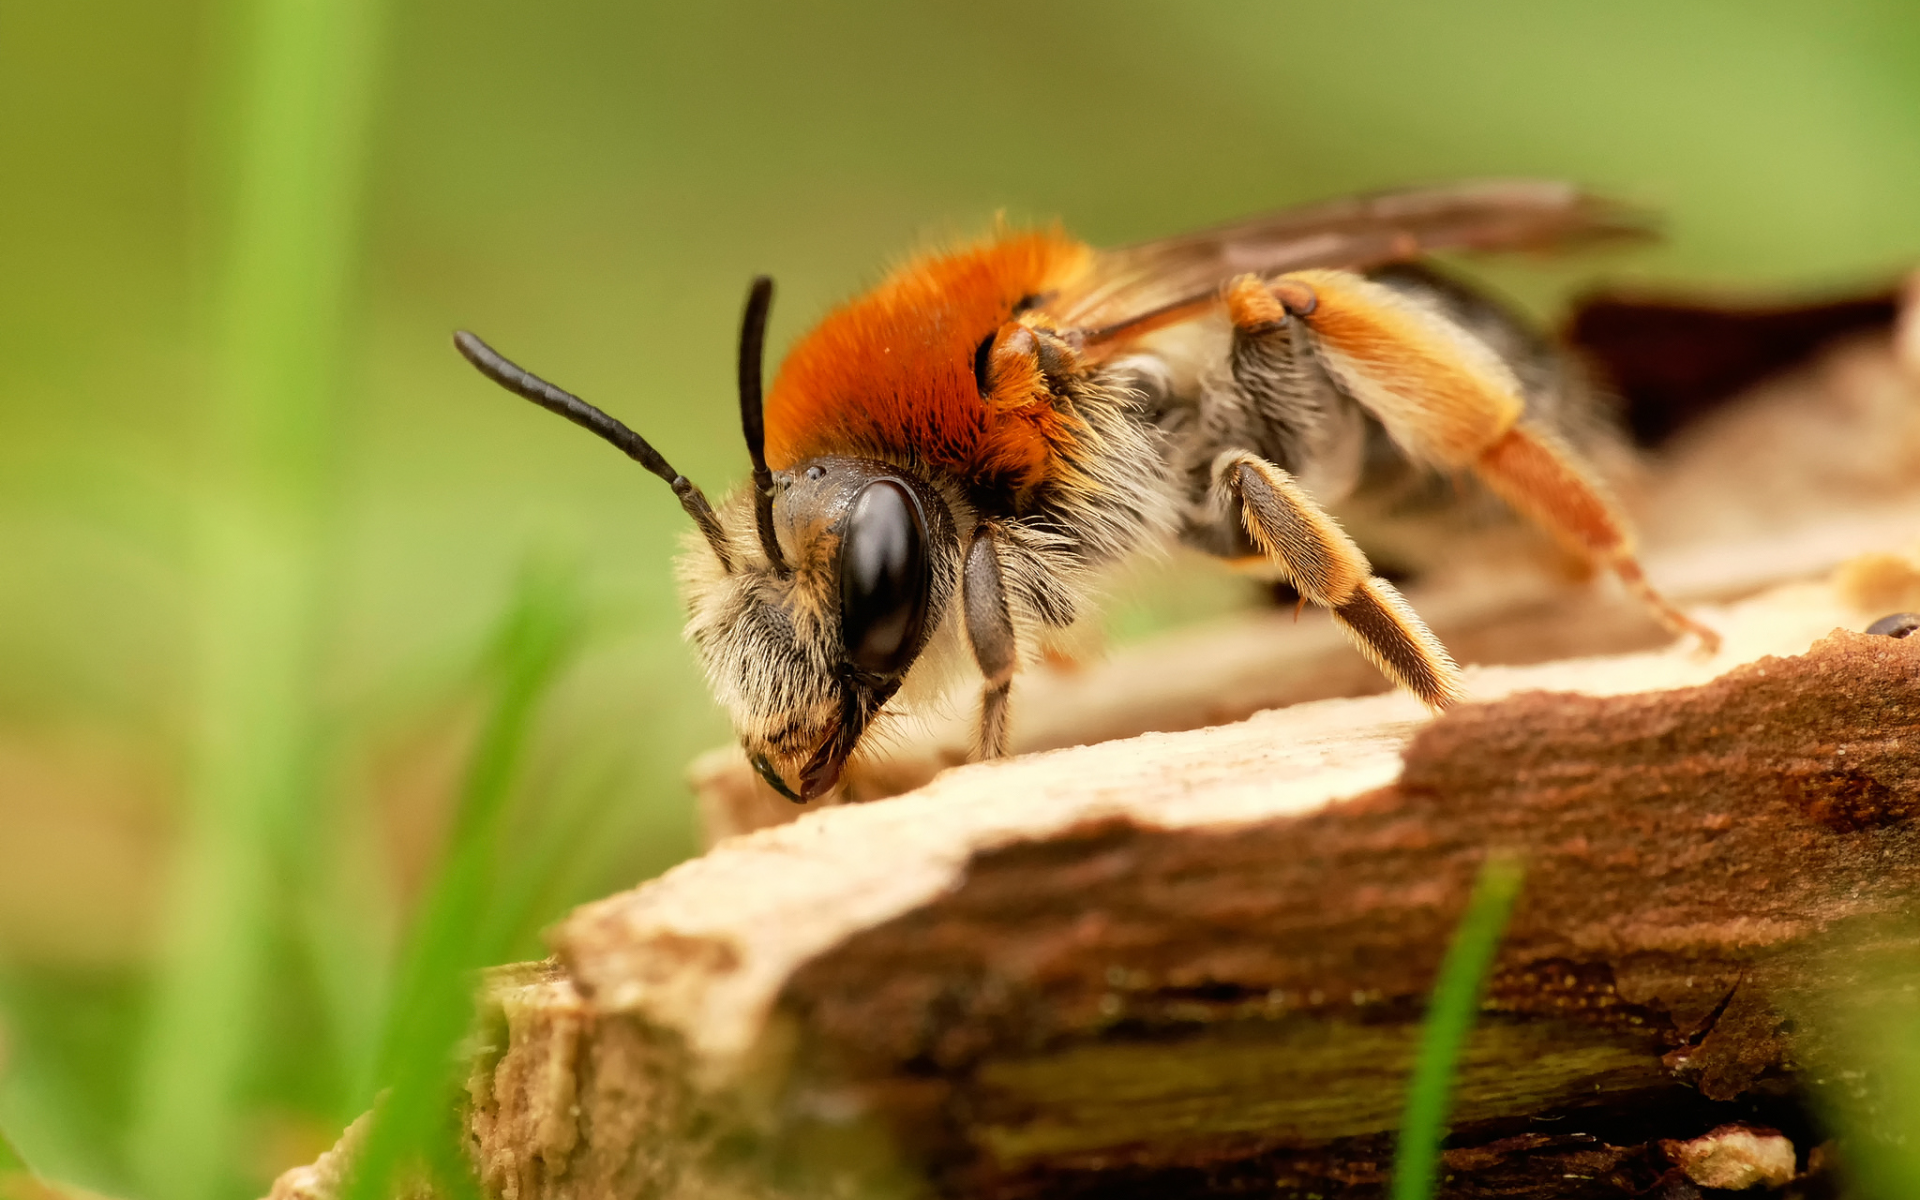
[{"left": 455, "top": 181, "right": 1719, "bottom": 803}]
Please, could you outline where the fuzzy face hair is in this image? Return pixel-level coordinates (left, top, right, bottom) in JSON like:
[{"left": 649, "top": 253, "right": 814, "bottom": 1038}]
[{"left": 677, "top": 454, "right": 966, "bottom": 799}]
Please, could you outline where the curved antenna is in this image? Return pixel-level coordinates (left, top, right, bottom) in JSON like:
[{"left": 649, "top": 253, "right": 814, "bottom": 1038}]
[
  {"left": 453, "top": 330, "right": 735, "bottom": 571},
  {"left": 738, "top": 276, "right": 789, "bottom": 575}
]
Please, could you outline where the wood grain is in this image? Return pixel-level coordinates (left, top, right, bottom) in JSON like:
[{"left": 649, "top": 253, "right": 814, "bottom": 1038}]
[{"left": 447, "top": 566, "right": 1920, "bottom": 1199}]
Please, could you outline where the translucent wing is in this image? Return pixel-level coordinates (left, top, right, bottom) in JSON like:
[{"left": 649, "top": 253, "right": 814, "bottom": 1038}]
[{"left": 1055, "top": 180, "right": 1653, "bottom": 346}]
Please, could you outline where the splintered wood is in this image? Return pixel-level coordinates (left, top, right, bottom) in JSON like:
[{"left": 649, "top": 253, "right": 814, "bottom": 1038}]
[{"left": 455, "top": 566, "right": 1920, "bottom": 1199}]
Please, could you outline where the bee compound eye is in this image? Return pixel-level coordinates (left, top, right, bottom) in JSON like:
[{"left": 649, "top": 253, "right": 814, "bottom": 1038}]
[{"left": 838, "top": 479, "right": 931, "bottom": 677}]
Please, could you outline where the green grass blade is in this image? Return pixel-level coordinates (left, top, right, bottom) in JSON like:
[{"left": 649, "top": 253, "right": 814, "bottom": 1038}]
[
  {"left": 344, "top": 565, "right": 585, "bottom": 1200},
  {"left": 1797, "top": 929, "right": 1920, "bottom": 1200},
  {"left": 1390, "top": 853, "right": 1526, "bottom": 1200},
  {"left": 125, "top": 0, "right": 385, "bottom": 1195},
  {"left": 1832, "top": 1017, "right": 1920, "bottom": 1199},
  {"left": 477, "top": 752, "right": 633, "bottom": 964}
]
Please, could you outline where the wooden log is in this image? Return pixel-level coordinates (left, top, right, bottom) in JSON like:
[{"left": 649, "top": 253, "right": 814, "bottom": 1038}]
[{"left": 455, "top": 566, "right": 1920, "bottom": 1199}]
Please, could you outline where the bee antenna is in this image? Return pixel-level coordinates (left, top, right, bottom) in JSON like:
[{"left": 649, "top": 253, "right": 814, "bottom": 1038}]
[
  {"left": 738, "top": 276, "right": 790, "bottom": 575},
  {"left": 452, "top": 330, "right": 736, "bottom": 572}
]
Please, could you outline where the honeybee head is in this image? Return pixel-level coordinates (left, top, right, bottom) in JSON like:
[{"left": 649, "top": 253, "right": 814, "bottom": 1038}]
[{"left": 454, "top": 278, "right": 958, "bottom": 804}]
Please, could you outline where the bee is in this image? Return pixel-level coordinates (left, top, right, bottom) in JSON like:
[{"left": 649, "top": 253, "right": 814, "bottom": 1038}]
[{"left": 455, "top": 181, "right": 1719, "bottom": 803}]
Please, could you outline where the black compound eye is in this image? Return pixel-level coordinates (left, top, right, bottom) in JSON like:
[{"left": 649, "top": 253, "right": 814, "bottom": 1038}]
[{"left": 839, "top": 480, "right": 930, "bottom": 678}]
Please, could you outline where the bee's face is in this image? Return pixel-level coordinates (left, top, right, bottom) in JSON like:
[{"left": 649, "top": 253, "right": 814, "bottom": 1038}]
[{"left": 680, "top": 457, "right": 960, "bottom": 801}]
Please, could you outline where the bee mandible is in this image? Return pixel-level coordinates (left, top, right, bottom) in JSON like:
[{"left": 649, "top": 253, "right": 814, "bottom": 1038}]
[{"left": 455, "top": 181, "right": 1719, "bottom": 803}]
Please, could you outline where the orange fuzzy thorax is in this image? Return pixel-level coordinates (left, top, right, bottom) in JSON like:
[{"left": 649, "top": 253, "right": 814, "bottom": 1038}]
[{"left": 764, "top": 232, "right": 1091, "bottom": 490}]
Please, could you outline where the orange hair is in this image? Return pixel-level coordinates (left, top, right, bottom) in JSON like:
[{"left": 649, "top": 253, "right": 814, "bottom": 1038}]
[{"left": 764, "top": 231, "right": 1091, "bottom": 491}]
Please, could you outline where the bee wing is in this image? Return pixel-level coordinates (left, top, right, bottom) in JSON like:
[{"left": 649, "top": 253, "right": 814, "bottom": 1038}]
[{"left": 1056, "top": 180, "right": 1653, "bottom": 344}]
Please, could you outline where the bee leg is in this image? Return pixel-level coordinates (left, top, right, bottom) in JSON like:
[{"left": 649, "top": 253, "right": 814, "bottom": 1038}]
[
  {"left": 1254, "top": 269, "right": 1721, "bottom": 653},
  {"left": 963, "top": 522, "right": 1017, "bottom": 759},
  {"left": 1473, "top": 422, "right": 1720, "bottom": 650},
  {"left": 1218, "top": 451, "right": 1463, "bottom": 709}
]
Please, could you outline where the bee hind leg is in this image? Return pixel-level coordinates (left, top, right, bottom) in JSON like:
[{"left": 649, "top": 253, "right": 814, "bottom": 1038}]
[
  {"left": 1217, "top": 451, "right": 1463, "bottom": 710},
  {"left": 1245, "top": 268, "right": 1720, "bottom": 654},
  {"left": 1472, "top": 422, "right": 1723, "bottom": 651},
  {"left": 963, "top": 522, "right": 1017, "bottom": 759}
]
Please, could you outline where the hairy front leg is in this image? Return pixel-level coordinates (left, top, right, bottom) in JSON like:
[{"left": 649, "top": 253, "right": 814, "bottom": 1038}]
[
  {"left": 962, "top": 521, "right": 1017, "bottom": 759},
  {"left": 1216, "top": 451, "right": 1462, "bottom": 709}
]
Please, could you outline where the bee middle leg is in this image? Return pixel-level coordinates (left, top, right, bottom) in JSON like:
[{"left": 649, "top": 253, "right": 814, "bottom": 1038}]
[
  {"left": 1215, "top": 451, "right": 1462, "bottom": 709},
  {"left": 962, "top": 521, "right": 1017, "bottom": 759}
]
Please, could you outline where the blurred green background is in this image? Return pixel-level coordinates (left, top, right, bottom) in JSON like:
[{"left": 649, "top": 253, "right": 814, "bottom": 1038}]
[{"left": 1, "top": 1, "right": 1917, "bottom": 1195}]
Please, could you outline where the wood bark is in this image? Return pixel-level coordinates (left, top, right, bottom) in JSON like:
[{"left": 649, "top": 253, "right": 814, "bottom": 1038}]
[{"left": 453, "top": 563, "right": 1920, "bottom": 1199}]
